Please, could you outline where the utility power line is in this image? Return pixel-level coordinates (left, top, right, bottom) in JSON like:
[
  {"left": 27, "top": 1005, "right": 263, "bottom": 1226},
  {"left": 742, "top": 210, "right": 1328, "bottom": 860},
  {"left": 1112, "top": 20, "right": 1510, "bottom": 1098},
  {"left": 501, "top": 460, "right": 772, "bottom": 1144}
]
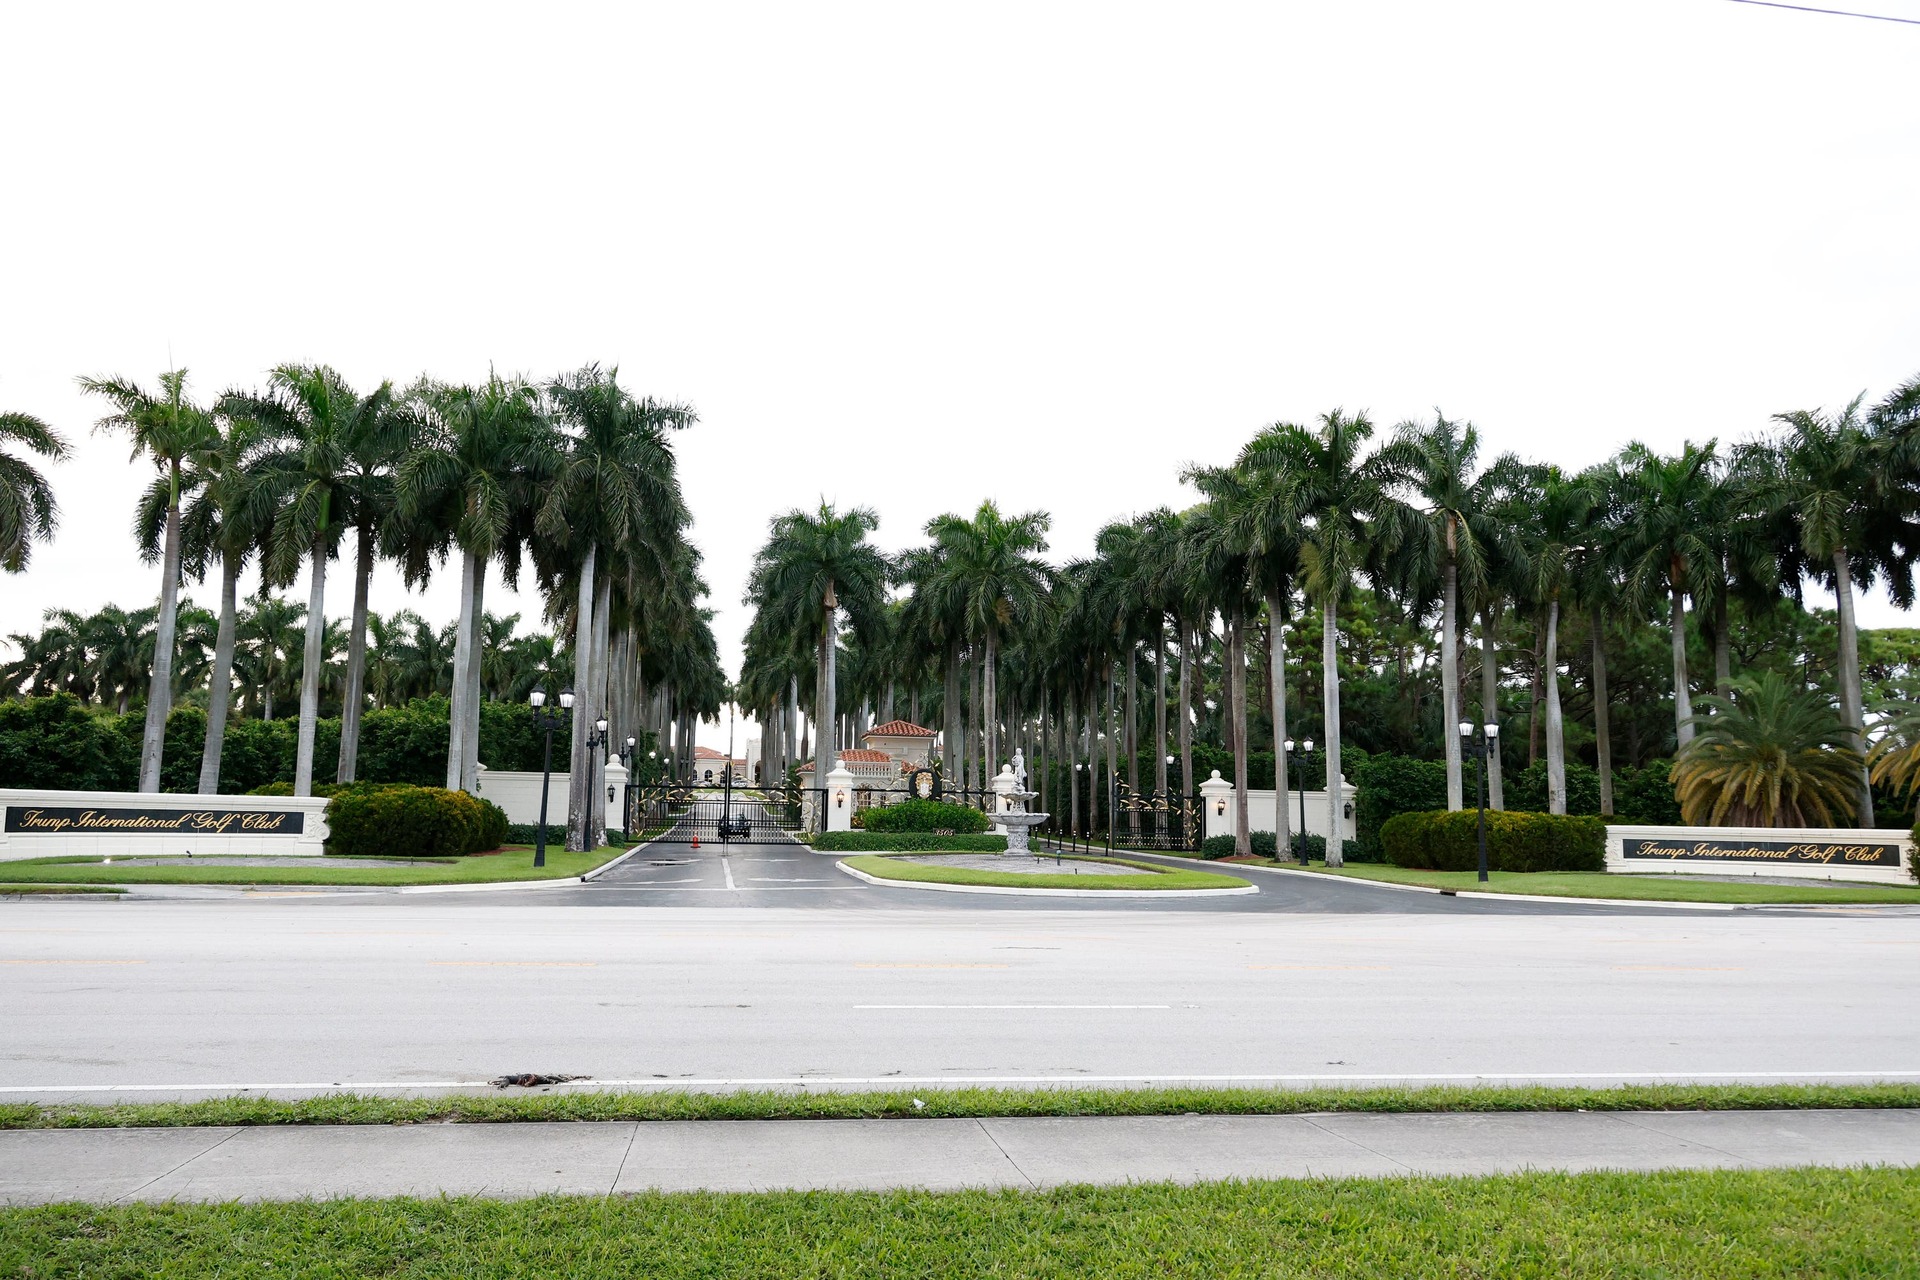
[{"left": 1725, "top": 0, "right": 1920, "bottom": 24}]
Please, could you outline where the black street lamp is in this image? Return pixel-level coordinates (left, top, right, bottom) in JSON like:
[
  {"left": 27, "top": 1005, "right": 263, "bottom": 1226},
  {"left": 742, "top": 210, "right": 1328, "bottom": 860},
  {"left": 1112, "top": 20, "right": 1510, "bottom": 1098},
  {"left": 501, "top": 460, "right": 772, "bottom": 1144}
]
[
  {"left": 1284, "top": 738, "right": 1313, "bottom": 864},
  {"left": 529, "top": 688, "right": 574, "bottom": 869},
  {"left": 1459, "top": 720, "right": 1501, "bottom": 883}
]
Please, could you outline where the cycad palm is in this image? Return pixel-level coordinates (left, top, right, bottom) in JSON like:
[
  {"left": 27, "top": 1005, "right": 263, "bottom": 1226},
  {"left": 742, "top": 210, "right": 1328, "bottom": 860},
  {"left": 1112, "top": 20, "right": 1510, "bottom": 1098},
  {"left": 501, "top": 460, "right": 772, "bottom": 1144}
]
[
  {"left": 79, "top": 369, "right": 218, "bottom": 790},
  {"left": 1673, "top": 674, "right": 1861, "bottom": 827},
  {"left": 0, "top": 409, "right": 68, "bottom": 573}
]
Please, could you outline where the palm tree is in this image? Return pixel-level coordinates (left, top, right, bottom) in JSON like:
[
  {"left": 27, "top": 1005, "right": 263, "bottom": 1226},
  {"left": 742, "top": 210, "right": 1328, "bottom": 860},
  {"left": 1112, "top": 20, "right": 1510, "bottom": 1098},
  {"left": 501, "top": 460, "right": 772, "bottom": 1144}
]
[
  {"left": 748, "top": 503, "right": 890, "bottom": 805},
  {"left": 1758, "top": 394, "right": 1908, "bottom": 825},
  {"left": 1515, "top": 465, "right": 1592, "bottom": 814},
  {"left": 0, "top": 409, "right": 68, "bottom": 573},
  {"left": 1375, "top": 414, "right": 1517, "bottom": 811},
  {"left": 235, "top": 594, "right": 306, "bottom": 720},
  {"left": 1179, "top": 478, "right": 1259, "bottom": 854},
  {"left": 136, "top": 408, "right": 277, "bottom": 792},
  {"left": 920, "top": 502, "right": 1052, "bottom": 783},
  {"left": 1673, "top": 673, "right": 1862, "bottom": 827},
  {"left": 332, "top": 387, "right": 411, "bottom": 784},
  {"left": 227, "top": 366, "right": 391, "bottom": 796},
  {"left": 79, "top": 369, "right": 217, "bottom": 791},
  {"left": 1619, "top": 441, "right": 1723, "bottom": 753},
  {"left": 401, "top": 373, "right": 554, "bottom": 792},
  {"left": 539, "top": 366, "right": 693, "bottom": 851},
  {"left": 1243, "top": 410, "right": 1399, "bottom": 866}
]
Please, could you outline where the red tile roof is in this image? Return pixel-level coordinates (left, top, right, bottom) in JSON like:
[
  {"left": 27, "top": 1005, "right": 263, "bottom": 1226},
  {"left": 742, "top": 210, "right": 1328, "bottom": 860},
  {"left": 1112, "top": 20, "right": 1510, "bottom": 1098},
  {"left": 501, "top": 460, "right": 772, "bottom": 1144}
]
[
  {"left": 838, "top": 749, "right": 893, "bottom": 763},
  {"left": 694, "top": 746, "right": 730, "bottom": 759},
  {"left": 865, "top": 720, "right": 934, "bottom": 737}
]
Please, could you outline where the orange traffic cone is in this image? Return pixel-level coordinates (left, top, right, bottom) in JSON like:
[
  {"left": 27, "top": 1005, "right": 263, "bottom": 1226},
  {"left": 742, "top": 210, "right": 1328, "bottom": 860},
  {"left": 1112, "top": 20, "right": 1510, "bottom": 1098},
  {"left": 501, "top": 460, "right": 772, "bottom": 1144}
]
[{"left": 691, "top": 835, "right": 700, "bottom": 850}]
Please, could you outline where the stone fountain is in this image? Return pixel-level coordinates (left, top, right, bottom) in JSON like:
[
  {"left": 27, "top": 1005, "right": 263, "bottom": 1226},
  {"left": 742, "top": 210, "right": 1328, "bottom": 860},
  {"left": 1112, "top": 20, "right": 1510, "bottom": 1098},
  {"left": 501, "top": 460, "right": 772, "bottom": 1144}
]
[{"left": 990, "top": 752, "right": 1050, "bottom": 857}]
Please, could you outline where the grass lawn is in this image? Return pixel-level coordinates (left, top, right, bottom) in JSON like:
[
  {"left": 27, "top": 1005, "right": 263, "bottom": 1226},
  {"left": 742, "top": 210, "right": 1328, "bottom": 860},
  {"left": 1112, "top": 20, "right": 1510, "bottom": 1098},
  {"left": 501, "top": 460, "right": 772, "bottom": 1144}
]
[
  {"left": 842, "top": 853, "right": 1250, "bottom": 891},
  {"left": 1293, "top": 862, "right": 1920, "bottom": 904},
  {"left": 0, "top": 883, "right": 125, "bottom": 895},
  {"left": 5, "top": 1168, "right": 1917, "bottom": 1278},
  {"left": 6, "top": 1082, "right": 1916, "bottom": 1131},
  {"left": 0, "top": 845, "right": 630, "bottom": 888}
]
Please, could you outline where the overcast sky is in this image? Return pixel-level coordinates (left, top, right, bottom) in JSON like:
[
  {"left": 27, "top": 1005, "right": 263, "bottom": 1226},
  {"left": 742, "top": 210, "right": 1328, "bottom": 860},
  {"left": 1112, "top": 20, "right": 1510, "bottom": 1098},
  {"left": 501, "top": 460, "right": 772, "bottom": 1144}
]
[{"left": 3, "top": 1, "right": 1917, "bottom": 749}]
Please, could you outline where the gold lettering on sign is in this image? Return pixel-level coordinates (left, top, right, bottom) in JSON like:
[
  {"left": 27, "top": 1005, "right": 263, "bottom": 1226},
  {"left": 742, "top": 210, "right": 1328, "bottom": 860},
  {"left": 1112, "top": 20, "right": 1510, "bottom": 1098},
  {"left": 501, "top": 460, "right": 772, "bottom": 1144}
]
[
  {"left": 1621, "top": 836, "right": 1900, "bottom": 867},
  {"left": 3, "top": 805, "right": 305, "bottom": 837}
]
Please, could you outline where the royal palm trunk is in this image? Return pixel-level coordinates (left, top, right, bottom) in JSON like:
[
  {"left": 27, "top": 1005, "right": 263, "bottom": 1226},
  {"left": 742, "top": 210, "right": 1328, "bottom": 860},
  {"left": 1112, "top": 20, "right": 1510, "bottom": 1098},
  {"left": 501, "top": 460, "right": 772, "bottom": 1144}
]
[
  {"left": 446, "top": 548, "right": 476, "bottom": 791},
  {"left": 461, "top": 564, "right": 487, "bottom": 792},
  {"left": 1322, "top": 598, "right": 1344, "bottom": 867},
  {"left": 1592, "top": 614, "right": 1614, "bottom": 816},
  {"left": 1832, "top": 549, "right": 1874, "bottom": 825},
  {"left": 139, "top": 486, "right": 184, "bottom": 793},
  {"left": 293, "top": 530, "right": 328, "bottom": 798},
  {"left": 566, "top": 544, "right": 598, "bottom": 852},
  {"left": 1544, "top": 598, "right": 1566, "bottom": 814},
  {"left": 1230, "top": 608, "right": 1250, "bottom": 857},
  {"left": 1480, "top": 606, "right": 1504, "bottom": 810},
  {"left": 336, "top": 523, "right": 376, "bottom": 784},
  {"left": 1266, "top": 593, "right": 1289, "bottom": 850},
  {"left": 197, "top": 551, "right": 241, "bottom": 794},
  {"left": 1442, "top": 551, "right": 1462, "bottom": 810},
  {"left": 1670, "top": 576, "right": 1694, "bottom": 749}
]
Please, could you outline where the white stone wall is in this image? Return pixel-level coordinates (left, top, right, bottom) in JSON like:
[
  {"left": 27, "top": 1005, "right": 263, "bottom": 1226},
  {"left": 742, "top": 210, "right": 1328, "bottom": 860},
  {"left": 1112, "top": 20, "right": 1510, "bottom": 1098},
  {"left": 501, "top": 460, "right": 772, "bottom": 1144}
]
[
  {"left": 473, "top": 764, "right": 626, "bottom": 830},
  {"left": 1605, "top": 824, "right": 1914, "bottom": 885},
  {"left": 0, "top": 788, "right": 331, "bottom": 860},
  {"left": 1199, "top": 772, "right": 1358, "bottom": 842}
]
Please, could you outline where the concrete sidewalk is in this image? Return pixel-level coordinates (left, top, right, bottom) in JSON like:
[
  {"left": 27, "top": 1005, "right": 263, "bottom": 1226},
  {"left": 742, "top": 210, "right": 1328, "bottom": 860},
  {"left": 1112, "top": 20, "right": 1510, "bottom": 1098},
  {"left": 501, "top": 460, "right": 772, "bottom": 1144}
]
[{"left": 5, "top": 1109, "right": 1919, "bottom": 1204}]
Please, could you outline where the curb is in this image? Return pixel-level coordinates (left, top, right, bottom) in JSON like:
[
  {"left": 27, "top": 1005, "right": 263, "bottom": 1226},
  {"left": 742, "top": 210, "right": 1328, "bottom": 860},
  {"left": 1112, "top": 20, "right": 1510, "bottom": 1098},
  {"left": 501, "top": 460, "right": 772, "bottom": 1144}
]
[
  {"left": 836, "top": 860, "right": 1259, "bottom": 898},
  {"left": 580, "top": 839, "right": 656, "bottom": 883},
  {"left": 1203, "top": 861, "right": 1740, "bottom": 911}
]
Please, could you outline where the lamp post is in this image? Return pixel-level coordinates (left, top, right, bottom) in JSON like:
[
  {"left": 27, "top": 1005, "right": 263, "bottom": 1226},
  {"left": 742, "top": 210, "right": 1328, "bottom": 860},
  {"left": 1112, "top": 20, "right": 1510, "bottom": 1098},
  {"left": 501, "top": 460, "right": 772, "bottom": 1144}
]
[
  {"left": 529, "top": 688, "right": 574, "bottom": 869},
  {"left": 1284, "top": 738, "right": 1313, "bottom": 864},
  {"left": 1163, "top": 753, "right": 1176, "bottom": 846},
  {"left": 1459, "top": 720, "right": 1501, "bottom": 883}
]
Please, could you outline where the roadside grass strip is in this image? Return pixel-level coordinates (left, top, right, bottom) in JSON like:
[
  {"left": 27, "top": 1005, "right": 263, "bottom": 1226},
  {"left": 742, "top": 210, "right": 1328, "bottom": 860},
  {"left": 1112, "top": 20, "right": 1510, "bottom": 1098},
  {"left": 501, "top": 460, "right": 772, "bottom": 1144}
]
[
  {"left": 841, "top": 853, "right": 1250, "bottom": 892},
  {"left": 7, "top": 1083, "right": 1918, "bottom": 1131},
  {"left": 1291, "top": 863, "right": 1920, "bottom": 904},
  {"left": 0, "top": 846, "right": 629, "bottom": 887},
  {"left": 0, "top": 884, "right": 125, "bottom": 895},
  {"left": 5, "top": 1168, "right": 1919, "bottom": 1278}
]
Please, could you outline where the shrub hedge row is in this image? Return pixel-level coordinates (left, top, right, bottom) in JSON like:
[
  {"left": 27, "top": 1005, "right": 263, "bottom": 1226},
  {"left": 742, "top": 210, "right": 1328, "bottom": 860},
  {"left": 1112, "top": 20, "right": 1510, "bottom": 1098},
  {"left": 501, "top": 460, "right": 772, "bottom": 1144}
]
[
  {"left": 1199, "top": 832, "right": 1370, "bottom": 862},
  {"left": 324, "top": 784, "right": 508, "bottom": 859},
  {"left": 814, "top": 832, "right": 1008, "bottom": 852},
  {"left": 857, "top": 799, "right": 991, "bottom": 834},
  {"left": 1380, "top": 809, "right": 1606, "bottom": 872}
]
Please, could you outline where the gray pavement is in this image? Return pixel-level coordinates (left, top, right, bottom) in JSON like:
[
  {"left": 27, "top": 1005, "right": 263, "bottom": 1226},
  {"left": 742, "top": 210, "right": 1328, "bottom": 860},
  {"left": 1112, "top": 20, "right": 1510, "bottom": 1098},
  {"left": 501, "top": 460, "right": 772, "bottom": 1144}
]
[
  {"left": 5, "top": 1108, "right": 1917, "bottom": 1203},
  {"left": 5, "top": 895, "right": 1919, "bottom": 1102}
]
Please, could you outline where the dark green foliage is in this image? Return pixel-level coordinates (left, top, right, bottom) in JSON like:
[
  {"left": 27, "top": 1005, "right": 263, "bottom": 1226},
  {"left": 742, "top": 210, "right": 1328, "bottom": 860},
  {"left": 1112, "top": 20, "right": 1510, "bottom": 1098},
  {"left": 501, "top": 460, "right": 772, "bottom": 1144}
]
[
  {"left": 814, "top": 832, "right": 1008, "bottom": 852},
  {"left": 505, "top": 823, "right": 566, "bottom": 846},
  {"left": 1198, "top": 832, "right": 1368, "bottom": 862},
  {"left": 352, "top": 700, "right": 451, "bottom": 786},
  {"left": 158, "top": 705, "right": 207, "bottom": 793},
  {"left": 1505, "top": 760, "right": 1603, "bottom": 816},
  {"left": 1353, "top": 753, "right": 1447, "bottom": 856},
  {"left": 859, "top": 799, "right": 991, "bottom": 834},
  {"left": 1381, "top": 809, "right": 1607, "bottom": 872},
  {"left": 0, "top": 693, "right": 136, "bottom": 791},
  {"left": 215, "top": 716, "right": 295, "bottom": 794},
  {"left": 324, "top": 784, "right": 502, "bottom": 858},
  {"left": 1612, "top": 758, "right": 1682, "bottom": 824},
  {"left": 477, "top": 700, "right": 547, "bottom": 772}
]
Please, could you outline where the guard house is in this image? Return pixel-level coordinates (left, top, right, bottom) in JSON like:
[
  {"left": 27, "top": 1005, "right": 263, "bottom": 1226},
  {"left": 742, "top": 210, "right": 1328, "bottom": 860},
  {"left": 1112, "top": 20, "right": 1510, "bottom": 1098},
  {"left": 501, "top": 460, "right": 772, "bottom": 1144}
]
[
  {"left": 861, "top": 720, "right": 936, "bottom": 769},
  {"left": 693, "top": 745, "right": 745, "bottom": 784}
]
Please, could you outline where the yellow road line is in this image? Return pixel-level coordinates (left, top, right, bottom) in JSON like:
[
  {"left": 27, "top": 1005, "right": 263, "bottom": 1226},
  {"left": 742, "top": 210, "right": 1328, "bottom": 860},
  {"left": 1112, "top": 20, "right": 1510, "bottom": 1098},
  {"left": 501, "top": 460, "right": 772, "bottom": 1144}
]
[
  {"left": 0, "top": 959, "right": 146, "bottom": 965},
  {"left": 1611, "top": 965, "right": 1745, "bottom": 972},
  {"left": 1247, "top": 964, "right": 1390, "bottom": 970}
]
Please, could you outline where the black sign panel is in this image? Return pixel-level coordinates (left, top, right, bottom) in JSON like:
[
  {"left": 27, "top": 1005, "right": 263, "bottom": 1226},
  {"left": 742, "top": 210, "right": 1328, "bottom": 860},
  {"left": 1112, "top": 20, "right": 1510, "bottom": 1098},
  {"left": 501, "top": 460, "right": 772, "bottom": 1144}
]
[
  {"left": 1621, "top": 836, "right": 1901, "bottom": 868},
  {"left": 3, "top": 806, "right": 306, "bottom": 836}
]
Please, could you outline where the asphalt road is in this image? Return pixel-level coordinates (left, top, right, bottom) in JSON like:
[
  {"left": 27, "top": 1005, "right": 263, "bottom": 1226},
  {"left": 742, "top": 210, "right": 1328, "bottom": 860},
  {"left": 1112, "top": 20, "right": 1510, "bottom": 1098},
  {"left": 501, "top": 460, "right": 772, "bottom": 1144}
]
[{"left": 6, "top": 874, "right": 1918, "bottom": 1100}]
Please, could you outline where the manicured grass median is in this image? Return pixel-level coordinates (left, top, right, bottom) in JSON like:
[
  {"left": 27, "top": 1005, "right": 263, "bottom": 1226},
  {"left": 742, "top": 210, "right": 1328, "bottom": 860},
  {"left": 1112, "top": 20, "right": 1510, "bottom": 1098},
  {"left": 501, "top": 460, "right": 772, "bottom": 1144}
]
[
  {"left": 0, "top": 883, "right": 125, "bottom": 895},
  {"left": 0, "top": 845, "right": 630, "bottom": 888},
  {"left": 843, "top": 853, "right": 1250, "bottom": 891},
  {"left": 6, "top": 1168, "right": 1918, "bottom": 1278},
  {"left": 11, "top": 1082, "right": 1914, "bottom": 1131},
  {"left": 1297, "top": 862, "right": 1920, "bottom": 904}
]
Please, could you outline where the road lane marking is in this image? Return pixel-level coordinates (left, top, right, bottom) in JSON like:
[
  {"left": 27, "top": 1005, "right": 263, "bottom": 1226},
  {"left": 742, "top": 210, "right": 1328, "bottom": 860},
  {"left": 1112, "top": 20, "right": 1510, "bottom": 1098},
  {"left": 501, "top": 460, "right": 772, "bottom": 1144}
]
[
  {"left": 0, "top": 959, "right": 146, "bottom": 965},
  {"left": 1247, "top": 964, "right": 1390, "bottom": 970},
  {"left": 722, "top": 858, "right": 737, "bottom": 891},
  {"left": 1611, "top": 965, "right": 1746, "bottom": 972},
  {"left": 855, "top": 963, "right": 1010, "bottom": 970},
  {"left": 429, "top": 961, "right": 598, "bottom": 967},
  {"left": 856, "top": 1004, "right": 1171, "bottom": 1010}
]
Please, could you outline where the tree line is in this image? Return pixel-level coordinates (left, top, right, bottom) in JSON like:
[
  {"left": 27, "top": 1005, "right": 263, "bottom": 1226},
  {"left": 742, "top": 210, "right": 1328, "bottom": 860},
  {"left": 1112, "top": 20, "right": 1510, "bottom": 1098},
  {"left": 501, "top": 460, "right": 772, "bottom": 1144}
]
[
  {"left": 739, "top": 371, "right": 1920, "bottom": 859},
  {"left": 0, "top": 365, "right": 723, "bottom": 851}
]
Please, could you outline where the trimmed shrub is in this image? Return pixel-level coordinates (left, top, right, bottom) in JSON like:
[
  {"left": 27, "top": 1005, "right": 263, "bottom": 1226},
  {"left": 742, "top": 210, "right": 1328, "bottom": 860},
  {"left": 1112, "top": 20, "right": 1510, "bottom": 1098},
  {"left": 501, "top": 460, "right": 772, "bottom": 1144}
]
[
  {"left": 0, "top": 693, "right": 137, "bottom": 791},
  {"left": 859, "top": 799, "right": 991, "bottom": 834},
  {"left": 325, "top": 784, "right": 498, "bottom": 859},
  {"left": 505, "top": 822, "right": 566, "bottom": 847},
  {"left": 1613, "top": 759, "right": 1682, "bottom": 825},
  {"left": 1353, "top": 754, "right": 1448, "bottom": 857},
  {"left": 1505, "top": 760, "right": 1602, "bottom": 816},
  {"left": 1201, "top": 832, "right": 1279, "bottom": 859},
  {"left": 1199, "top": 832, "right": 1367, "bottom": 862},
  {"left": 814, "top": 832, "right": 1007, "bottom": 852},
  {"left": 1381, "top": 808, "right": 1606, "bottom": 873}
]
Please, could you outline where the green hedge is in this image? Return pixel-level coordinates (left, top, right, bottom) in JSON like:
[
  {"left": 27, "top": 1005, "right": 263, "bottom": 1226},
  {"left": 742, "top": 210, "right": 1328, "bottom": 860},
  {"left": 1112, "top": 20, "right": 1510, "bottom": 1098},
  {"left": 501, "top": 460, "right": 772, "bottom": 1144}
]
[
  {"left": 858, "top": 799, "right": 990, "bottom": 834},
  {"left": 1199, "top": 833, "right": 1369, "bottom": 862},
  {"left": 1380, "top": 808, "right": 1606, "bottom": 873},
  {"left": 324, "top": 785, "right": 508, "bottom": 859},
  {"left": 1352, "top": 754, "right": 1448, "bottom": 857},
  {"left": 814, "top": 832, "right": 1008, "bottom": 852}
]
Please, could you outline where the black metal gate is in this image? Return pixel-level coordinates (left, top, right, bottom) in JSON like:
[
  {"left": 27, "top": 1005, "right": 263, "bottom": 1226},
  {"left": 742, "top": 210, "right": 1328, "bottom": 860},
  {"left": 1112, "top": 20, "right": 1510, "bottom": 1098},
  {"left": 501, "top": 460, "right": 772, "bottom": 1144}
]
[
  {"left": 1104, "top": 783, "right": 1204, "bottom": 852},
  {"left": 629, "top": 783, "right": 822, "bottom": 843}
]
